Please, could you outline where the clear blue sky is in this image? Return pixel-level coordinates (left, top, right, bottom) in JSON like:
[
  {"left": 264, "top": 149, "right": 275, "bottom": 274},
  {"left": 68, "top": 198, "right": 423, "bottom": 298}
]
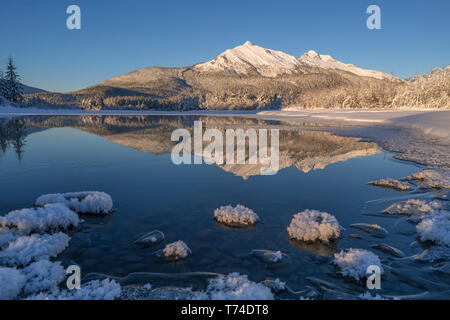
[{"left": 0, "top": 0, "right": 449, "bottom": 93}]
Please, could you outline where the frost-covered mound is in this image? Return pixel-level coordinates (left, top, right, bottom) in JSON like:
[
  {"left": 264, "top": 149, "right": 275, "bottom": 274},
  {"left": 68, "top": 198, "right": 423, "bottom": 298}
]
[
  {"left": 287, "top": 209, "right": 340, "bottom": 242},
  {"left": 0, "top": 232, "right": 70, "bottom": 266},
  {"left": 368, "top": 178, "right": 411, "bottom": 191},
  {"left": 0, "top": 267, "right": 25, "bottom": 300},
  {"left": 332, "top": 249, "right": 383, "bottom": 280},
  {"left": 28, "top": 278, "right": 121, "bottom": 300},
  {"left": 0, "top": 203, "right": 79, "bottom": 234},
  {"left": 36, "top": 191, "right": 113, "bottom": 215},
  {"left": 416, "top": 211, "right": 450, "bottom": 247},
  {"left": 405, "top": 170, "right": 450, "bottom": 189},
  {"left": 162, "top": 241, "right": 191, "bottom": 260},
  {"left": 383, "top": 199, "right": 444, "bottom": 218},
  {"left": 192, "top": 273, "right": 274, "bottom": 300},
  {"left": 214, "top": 205, "right": 260, "bottom": 227},
  {"left": 21, "top": 260, "right": 66, "bottom": 295}
]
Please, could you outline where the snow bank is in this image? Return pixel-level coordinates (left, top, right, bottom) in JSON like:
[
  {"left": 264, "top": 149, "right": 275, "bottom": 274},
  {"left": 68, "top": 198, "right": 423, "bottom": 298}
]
[
  {"left": 162, "top": 241, "right": 191, "bottom": 260},
  {"left": 214, "top": 205, "right": 260, "bottom": 227},
  {"left": 0, "top": 267, "right": 26, "bottom": 300},
  {"left": 368, "top": 178, "right": 411, "bottom": 191},
  {"left": 0, "top": 233, "right": 70, "bottom": 266},
  {"left": 332, "top": 249, "right": 383, "bottom": 280},
  {"left": 192, "top": 273, "right": 274, "bottom": 300},
  {"left": 28, "top": 278, "right": 121, "bottom": 300},
  {"left": 416, "top": 212, "right": 450, "bottom": 247},
  {"left": 22, "top": 260, "right": 66, "bottom": 295},
  {"left": 405, "top": 170, "right": 450, "bottom": 189},
  {"left": 0, "top": 228, "right": 22, "bottom": 249},
  {"left": 0, "top": 203, "right": 79, "bottom": 234},
  {"left": 287, "top": 209, "right": 340, "bottom": 242},
  {"left": 36, "top": 191, "right": 113, "bottom": 215}
]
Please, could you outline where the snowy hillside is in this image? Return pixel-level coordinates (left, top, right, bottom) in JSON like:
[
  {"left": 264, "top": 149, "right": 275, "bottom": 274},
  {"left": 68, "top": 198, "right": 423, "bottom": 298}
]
[
  {"left": 298, "top": 50, "right": 398, "bottom": 80},
  {"left": 195, "top": 41, "right": 302, "bottom": 77}
]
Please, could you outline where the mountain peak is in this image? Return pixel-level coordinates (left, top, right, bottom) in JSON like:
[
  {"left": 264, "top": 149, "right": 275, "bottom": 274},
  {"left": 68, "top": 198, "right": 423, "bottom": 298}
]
[{"left": 195, "top": 42, "right": 301, "bottom": 77}]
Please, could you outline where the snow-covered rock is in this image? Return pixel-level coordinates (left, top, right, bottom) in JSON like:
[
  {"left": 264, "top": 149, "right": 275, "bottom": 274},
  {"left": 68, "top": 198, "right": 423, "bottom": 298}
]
[
  {"left": 0, "top": 203, "right": 79, "bottom": 234},
  {"left": 405, "top": 170, "right": 450, "bottom": 189},
  {"left": 383, "top": 199, "right": 444, "bottom": 219},
  {"left": 368, "top": 178, "right": 411, "bottom": 191},
  {"left": 332, "top": 249, "right": 383, "bottom": 280},
  {"left": 0, "top": 267, "right": 26, "bottom": 300},
  {"left": 36, "top": 191, "right": 113, "bottom": 215},
  {"left": 162, "top": 241, "right": 191, "bottom": 260},
  {"left": 28, "top": 278, "right": 121, "bottom": 300},
  {"left": 0, "top": 233, "right": 70, "bottom": 267},
  {"left": 214, "top": 205, "right": 260, "bottom": 227},
  {"left": 21, "top": 260, "right": 66, "bottom": 295},
  {"left": 287, "top": 209, "right": 340, "bottom": 242},
  {"left": 299, "top": 50, "right": 398, "bottom": 80},
  {"left": 195, "top": 41, "right": 302, "bottom": 77},
  {"left": 416, "top": 211, "right": 450, "bottom": 247},
  {"left": 0, "top": 227, "right": 22, "bottom": 249},
  {"left": 192, "top": 273, "right": 274, "bottom": 300}
]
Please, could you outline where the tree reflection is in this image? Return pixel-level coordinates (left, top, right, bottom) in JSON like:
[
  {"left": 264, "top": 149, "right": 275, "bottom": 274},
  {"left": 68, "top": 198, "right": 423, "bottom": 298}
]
[{"left": 0, "top": 119, "right": 27, "bottom": 160}]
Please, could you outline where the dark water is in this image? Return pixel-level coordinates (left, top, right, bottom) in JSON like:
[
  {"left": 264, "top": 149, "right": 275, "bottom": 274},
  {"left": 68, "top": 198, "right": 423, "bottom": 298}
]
[{"left": 0, "top": 115, "right": 448, "bottom": 299}]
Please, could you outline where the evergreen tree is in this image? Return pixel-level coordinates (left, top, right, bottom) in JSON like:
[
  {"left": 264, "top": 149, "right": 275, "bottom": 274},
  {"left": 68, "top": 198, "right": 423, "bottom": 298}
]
[
  {"left": 0, "top": 69, "right": 6, "bottom": 99},
  {"left": 4, "top": 57, "right": 23, "bottom": 102}
]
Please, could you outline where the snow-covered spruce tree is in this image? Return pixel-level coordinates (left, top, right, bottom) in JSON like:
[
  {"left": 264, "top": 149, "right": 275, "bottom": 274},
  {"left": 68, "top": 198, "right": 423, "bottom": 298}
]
[
  {"left": 0, "top": 69, "right": 6, "bottom": 100},
  {"left": 4, "top": 57, "right": 23, "bottom": 102}
]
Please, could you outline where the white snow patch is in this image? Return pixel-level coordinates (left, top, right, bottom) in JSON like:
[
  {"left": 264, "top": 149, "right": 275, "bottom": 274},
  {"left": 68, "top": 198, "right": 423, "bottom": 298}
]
[
  {"left": 214, "top": 205, "right": 260, "bottom": 226},
  {"left": 0, "top": 267, "right": 26, "bottom": 300},
  {"left": 36, "top": 191, "right": 113, "bottom": 215},
  {"left": 332, "top": 249, "right": 383, "bottom": 280},
  {"left": 192, "top": 273, "right": 274, "bottom": 300},
  {"left": 0, "top": 233, "right": 70, "bottom": 266},
  {"left": 21, "top": 260, "right": 66, "bottom": 295},
  {"left": 287, "top": 209, "right": 340, "bottom": 242},
  {"left": 162, "top": 241, "right": 191, "bottom": 259},
  {"left": 416, "top": 211, "right": 450, "bottom": 247},
  {"left": 28, "top": 278, "right": 121, "bottom": 300},
  {"left": 368, "top": 178, "right": 411, "bottom": 191},
  {"left": 0, "top": 203, "right": 79, "bottom": 234}
]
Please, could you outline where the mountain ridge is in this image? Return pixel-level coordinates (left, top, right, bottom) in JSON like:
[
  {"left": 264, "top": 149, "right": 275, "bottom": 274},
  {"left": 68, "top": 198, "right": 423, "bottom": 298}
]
[{"left": 21, "top": 41, "right": 449, "bottom": 110}]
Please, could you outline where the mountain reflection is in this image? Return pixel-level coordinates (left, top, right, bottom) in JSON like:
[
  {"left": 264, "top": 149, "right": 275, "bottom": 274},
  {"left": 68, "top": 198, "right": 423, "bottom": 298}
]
[{"left": 23, "top": 115, "right": 379, "bottom": 178}]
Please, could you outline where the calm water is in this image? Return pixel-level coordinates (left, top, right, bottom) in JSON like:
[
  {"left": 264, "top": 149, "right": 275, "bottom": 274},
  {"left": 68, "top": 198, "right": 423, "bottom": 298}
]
[{"left": 0, "top": 115, "right": 448, "bottom": 299}]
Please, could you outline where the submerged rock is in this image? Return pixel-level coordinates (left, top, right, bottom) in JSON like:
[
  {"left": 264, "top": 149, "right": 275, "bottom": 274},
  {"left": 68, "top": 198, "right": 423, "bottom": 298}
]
[
  {"left": 394, "top": 217, "right": 417, "bottom": 236},
  {"left": 214, "top": 205, "right": 260, "bottom": 227},
  {"left": 368, "top": 178, "right": 411, "bottom": 191},
  {"left": 250, "top": 249, "right": 291, "bottom": 269},
  {"left": 134, "top": 230, "right": 164, "bottom": 248},
  {"left": 349, "top": 223, "right": 388, "bottom": 238},
  {"left": 370, "top": 244, "right": 406, "bottom": 258}
]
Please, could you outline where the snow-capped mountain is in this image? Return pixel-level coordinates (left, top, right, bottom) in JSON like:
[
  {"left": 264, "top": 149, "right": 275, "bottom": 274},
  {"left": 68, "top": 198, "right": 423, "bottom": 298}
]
[
  {"left": 298, "top": 50, "right": 397, "bottom": 80},
  {"left": 195, "top": 41, "right": 302, "bottom": 77},
  {"left": 24, "top": 41, "right": 449, "bottom": 110}
]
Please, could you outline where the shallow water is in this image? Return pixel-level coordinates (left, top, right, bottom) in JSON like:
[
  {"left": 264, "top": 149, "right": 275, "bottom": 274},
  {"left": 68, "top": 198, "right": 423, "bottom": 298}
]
[{"left": 0, "top": 115, "right": 448, "bottom": 299}]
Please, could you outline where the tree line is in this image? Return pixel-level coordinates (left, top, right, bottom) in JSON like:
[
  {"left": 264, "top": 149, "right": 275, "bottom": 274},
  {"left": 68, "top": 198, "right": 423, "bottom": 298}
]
[{"left": 0, "top": 57, "right": 23, "bottom": 103}]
